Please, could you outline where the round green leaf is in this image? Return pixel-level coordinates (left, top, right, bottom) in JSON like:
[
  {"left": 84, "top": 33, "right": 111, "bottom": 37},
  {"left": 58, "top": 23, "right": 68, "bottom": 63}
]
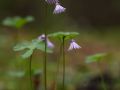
[{"left": 48, "top": 32, "right": 79, "bottom": 40}]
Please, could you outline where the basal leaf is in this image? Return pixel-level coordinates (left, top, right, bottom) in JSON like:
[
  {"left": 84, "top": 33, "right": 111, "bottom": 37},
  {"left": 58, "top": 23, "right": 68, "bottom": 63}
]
[
  {"left": 2, "top": 16, "right": 34, "bottom": 29},
  {"left": 13, "top": 38, "right": 53, "bottom": 59},
  {"left": 48, "top": 32, "right": 79, "bottom": 40},
  {"left": 15, "top": 19, "right": 27, "bottom": 29},
  {"left": 85, "top": 53, "right": 107, "bottom": 64},
  {"left": 13, "top": 41, "right": 30, "bottom": 51},
  {"left": 21, "top": 49, "right": 34, "bottom": 59},
  {"left": 31, "top": 39, "right": 53, "bottom": 53},
  {"left": 36, "top": 43, "right": 53, "bottom": 53}
]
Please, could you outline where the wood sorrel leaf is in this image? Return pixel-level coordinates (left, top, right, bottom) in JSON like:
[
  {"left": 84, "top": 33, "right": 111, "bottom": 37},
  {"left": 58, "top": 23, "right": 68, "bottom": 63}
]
[
  {"left": 85, "top": 53, "right": 107, "bottom": 64},
  {"left": 48, "top": 32, "right": 79, "bottom": 40}
]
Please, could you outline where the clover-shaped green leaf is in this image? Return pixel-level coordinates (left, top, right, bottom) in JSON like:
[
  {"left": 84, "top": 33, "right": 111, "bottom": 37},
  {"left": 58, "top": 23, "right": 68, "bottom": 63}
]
[
  {"left": 2, "top": 16, "right": 34, "bottom": 29},
  {"left": 85, "top": 53, "right": 107, "bottom": 64},
  {"left": 13, "top": 39, "right": 53, "bottom": 59},
  {"left": 48, "top": 32, "right": 79, "bottom": 40}
]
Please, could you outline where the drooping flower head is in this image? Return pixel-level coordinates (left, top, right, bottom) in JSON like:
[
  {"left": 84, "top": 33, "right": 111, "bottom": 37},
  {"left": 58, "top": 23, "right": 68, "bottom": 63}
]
[
  {"left": 38, "top": 34, "right": 46, "bottom": 41},
  {"left": 53, "top": 3, "right": 66, "bottom": 14},
  {"left": 45, "top": 0, "right": 59, "bottom": 4},
  {"left": 47, "top": 39, "right": 54, "bottom": 48},
  {"left": 38, "top": 34, "right": 54, "bottom": 48},
  {"left": 68, "top": 39, "right": 81, "bottom": 51}
]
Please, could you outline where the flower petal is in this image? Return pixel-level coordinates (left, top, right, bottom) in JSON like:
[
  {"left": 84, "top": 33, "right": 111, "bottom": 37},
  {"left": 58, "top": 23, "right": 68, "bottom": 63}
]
[
  {"left": 68, "top": 39, "right": 81, "bottom": 51},
  {"left": 47, "top": 39, "right": 54, "bottom": 48},
  {"left": 53, "top": 3, "right": 66, "bottom": 14},
  {"left": 45, "top": 0, "right": 59, "bottom": 4}
]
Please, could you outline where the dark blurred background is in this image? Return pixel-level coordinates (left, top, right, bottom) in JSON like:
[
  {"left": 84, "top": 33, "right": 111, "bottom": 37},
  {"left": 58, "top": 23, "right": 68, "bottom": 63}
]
[{"left": 0, "top": 0, "right": 120, "bottom": 26}]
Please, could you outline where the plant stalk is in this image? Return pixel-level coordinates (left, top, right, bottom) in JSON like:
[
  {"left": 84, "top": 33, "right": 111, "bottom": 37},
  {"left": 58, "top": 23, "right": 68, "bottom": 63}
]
[
  {"left": 62, "top": 37, "right": 65, "bottom": 90},
  {"left": 29, "top": 54, "right": 33, "bottom": 90},
  {"left": 44, "top": 33, "right": 47, "bottom": 90}
]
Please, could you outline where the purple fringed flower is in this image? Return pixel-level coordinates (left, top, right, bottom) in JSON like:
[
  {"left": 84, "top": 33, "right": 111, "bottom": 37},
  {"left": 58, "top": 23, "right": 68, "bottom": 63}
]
[
  {"left": 38, "top": 34, "right": 54, "bottom": 48},
  {"left": 53, "top": 3, "right": 66, "bottom": 14},
  {"left": 68, "top": 39, "right": 81, "bottom": 51},
  {"left": 45, "top": 0, "right": 59, "bottom": 4}
]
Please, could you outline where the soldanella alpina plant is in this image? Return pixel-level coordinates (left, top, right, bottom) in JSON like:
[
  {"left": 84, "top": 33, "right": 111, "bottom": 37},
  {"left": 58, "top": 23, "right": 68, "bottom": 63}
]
[
  {"left": 3, "top": 16, "right": 35, "bottom": 89},
  {"left": 48, "top": 32, "right": 81, "bottom": 90},
  {"left": 13, "top": 37, "right": 53, "bottom": 90},
  {"left": 13, "top": 0, "right": 66, "bottom": 90},
  {"left": 86, "top": 53, "right": 108, "bottom": 90},
  {"left": 42, "top": 0, "right": 66, "bottom": 90}
]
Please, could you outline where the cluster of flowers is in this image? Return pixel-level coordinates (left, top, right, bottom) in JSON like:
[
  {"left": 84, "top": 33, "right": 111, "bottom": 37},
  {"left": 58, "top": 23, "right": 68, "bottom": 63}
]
[
  {"left": 38, "top": 34, "right": 81, "bottom": 51},
  {"left": 45, "top": 0, "right": 66, "bottom": 14}
]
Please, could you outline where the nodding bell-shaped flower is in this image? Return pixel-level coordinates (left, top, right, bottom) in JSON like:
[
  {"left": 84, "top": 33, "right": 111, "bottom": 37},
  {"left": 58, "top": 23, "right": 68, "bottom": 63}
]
[
  {"left": 45, "top": 0, "right": 59, "bottom": 4},
  {"left": 47, "top": 39, "right": 54, "bottom": 48},
  {"left": 38, "top": 34, "right": 46, "bottom": 41},
  {"left": 38, "top": 34, "right": 54, "bottom": 48},
  {"left": 68, "top": 39, "right": 81, "bottom": 51},
  {"left": 53, "top": 3, "right": 66, "bottom": 14}
]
